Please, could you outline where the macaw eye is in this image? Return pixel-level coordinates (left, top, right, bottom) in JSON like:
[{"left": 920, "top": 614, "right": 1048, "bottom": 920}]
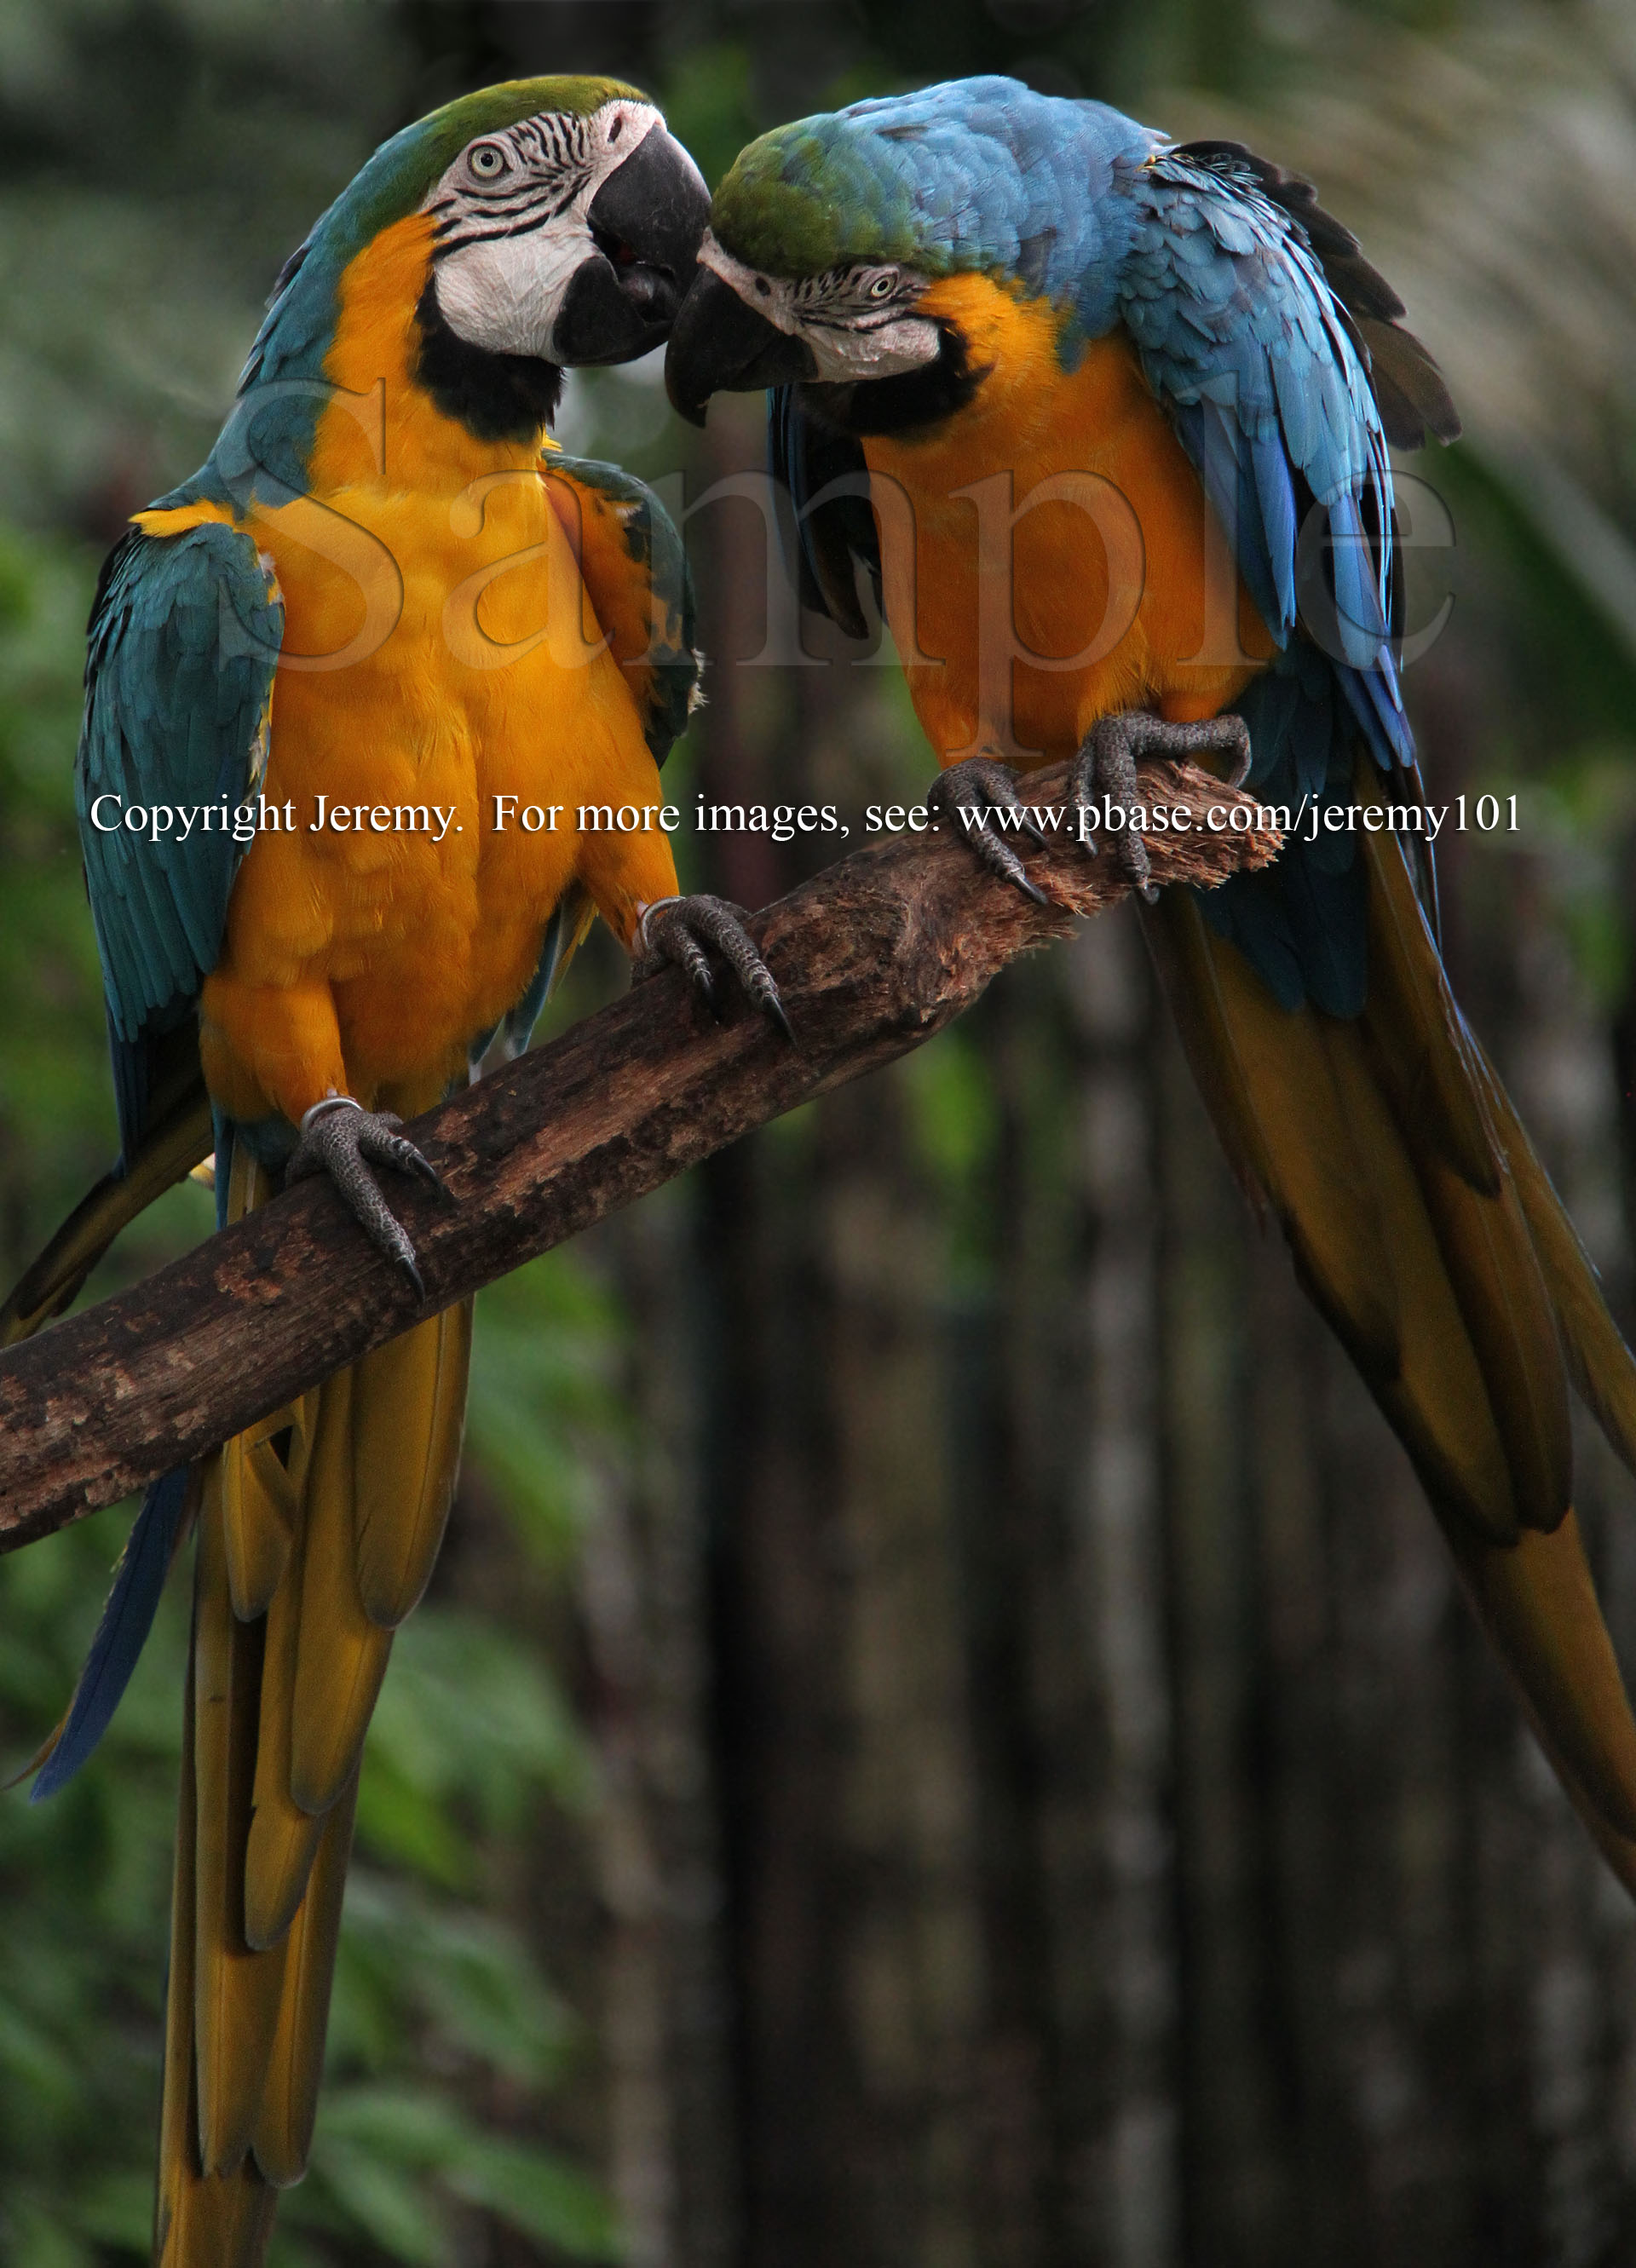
[
  {"left": 867, "top": 271, "right": 898, "bottom": 301},
  {"left": 469, "top": 143, "right": 509, "bottom": 181}
]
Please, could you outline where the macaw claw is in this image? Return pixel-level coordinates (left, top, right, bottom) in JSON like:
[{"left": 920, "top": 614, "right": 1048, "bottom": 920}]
[
  {"left": 928, "top": 755, "right": 1053, "bottom": 906},
  {"left": 285, "top": 1097, "right": 442, "bottom": 1296},
  {"left": 1069, "top": 710, "right": 1253, "bottom": 903},
  {"left": 637, "top": 894, "right": 795, "bottom": 1044}
]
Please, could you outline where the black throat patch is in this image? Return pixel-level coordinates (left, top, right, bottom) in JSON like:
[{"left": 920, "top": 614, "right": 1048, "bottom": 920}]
[
  {"left": 413, "top": 278, "right": 564, "bottom": 444},
  {"left": 807, "top": 324, "right": 988, "bottom": 441}
]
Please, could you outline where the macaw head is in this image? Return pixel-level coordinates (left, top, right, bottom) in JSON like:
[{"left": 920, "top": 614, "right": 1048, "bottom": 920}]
[
  {"left": 245, "top": 76, "right": 709, "bottom": 418},
  {"left": 665, "top": 77, "right": 1153, "bottom": 428},
  {"left": 408, "top": 78, "right": 708, "bottom": 369}
]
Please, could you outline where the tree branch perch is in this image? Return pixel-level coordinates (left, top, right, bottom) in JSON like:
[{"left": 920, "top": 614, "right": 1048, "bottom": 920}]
[{"left": 0, "top": 759, "right": 1277, "bottom": 1548}]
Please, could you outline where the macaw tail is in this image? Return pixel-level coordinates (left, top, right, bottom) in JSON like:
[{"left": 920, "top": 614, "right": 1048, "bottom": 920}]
[
  {"left": 0, "top": 1074, "right": 211, "bottom": 1345},
  {"left": 1143, "top": 810, "right": 1636, "bottom": 1881},
  {"left": 156, "top": 1138, "right": 472, "bottom": 2265}
]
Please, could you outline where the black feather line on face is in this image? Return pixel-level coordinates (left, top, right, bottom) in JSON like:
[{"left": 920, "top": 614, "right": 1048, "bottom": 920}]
[
  {"left": 430, "top": 193, "right": 579, "bottom": 259},
  {"left": 413, "top": 276, "right": 562, "bottom": 442},
  {"left": 798, "top": 322, "right": 987, "bottom": 440}
]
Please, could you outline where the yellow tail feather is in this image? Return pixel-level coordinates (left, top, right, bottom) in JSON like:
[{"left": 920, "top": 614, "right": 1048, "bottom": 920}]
[
  {"left": 1143, "top": 822, "right": 1636, "bottom": 1857},
  {"left": 1473, "top": 1045, "right": 1636, "bottom": 1477},
  {"left": 155, "top": 1651, "right": 279, "bottom": 2268},
  {"left": 243, "top": 1500, "right": 324, "bottom": 1954},
  {"left": 251, "top": 1770, "right": 360, "bottom": 2188},
  {"left": 352, "top": 1298, "right": 472, "bottom": 1626},
  {"left": 158, "top": 1142, "right": 473, "bottom": 2263},
  {"left": 192, "top": 1471, "right": 287, "bottom": 2175},
  {"left": 287, "top": 1363, "right": 395, "bottom": 1816},
  {"left": 1308, "top": 1005, "right": 1526, "bottom": 1530},
  {"left": 1443, "top": 1511, "right": 1636, "bottom": 1841}
]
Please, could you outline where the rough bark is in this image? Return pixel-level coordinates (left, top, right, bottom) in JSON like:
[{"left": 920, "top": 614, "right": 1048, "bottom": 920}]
[{"left": 0, "top": 762, "right": 1276, "bottom": 1549}]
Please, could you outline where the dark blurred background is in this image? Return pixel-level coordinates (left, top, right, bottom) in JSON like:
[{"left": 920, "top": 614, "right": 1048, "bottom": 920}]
[{"left": 3, "top": 1, "right": 1636, "bottom": 2262}]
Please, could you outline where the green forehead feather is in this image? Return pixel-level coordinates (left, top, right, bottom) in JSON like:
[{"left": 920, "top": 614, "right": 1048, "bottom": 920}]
[
  {"left": 712, "top": 121, "right": 925, "bottom": 278},
  {"left": 350, "top": 75, "right": 649, "bottom": 241},
  {"left": 215, "top": 74, "right": 655, "bottom": 498}
]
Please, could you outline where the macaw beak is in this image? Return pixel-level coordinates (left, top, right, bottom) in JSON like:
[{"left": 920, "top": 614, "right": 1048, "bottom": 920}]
[
  {"left": 664, "top": 266, "right": 819, "bottom": 428},
  {"left": 553, "top": 124, "right": 711, "bottom": 366}
]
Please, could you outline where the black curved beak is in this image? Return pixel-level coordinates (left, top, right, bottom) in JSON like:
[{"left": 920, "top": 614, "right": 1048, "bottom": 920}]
[
  {"left": 665, "top": 267, "right": 819, "bottom": 428},
  {"left": 553, "top": 124, "right": 711, "bottom": 367}
]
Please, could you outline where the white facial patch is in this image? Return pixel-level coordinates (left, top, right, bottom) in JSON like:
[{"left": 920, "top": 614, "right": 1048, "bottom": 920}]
[
  {"left": 698, "top": 230, "right": 941, "bottom": 383},
  {"left": 425, "top": 101, "right": 667, "bottom": 360}
]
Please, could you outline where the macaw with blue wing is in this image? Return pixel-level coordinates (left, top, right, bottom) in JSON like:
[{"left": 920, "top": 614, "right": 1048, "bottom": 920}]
[
  {"left": 665, "top": 76, "right": 1636, "bottom": 1891},
  {"left": 2, "top": 76, "right": 786, "bottom": 2267}
]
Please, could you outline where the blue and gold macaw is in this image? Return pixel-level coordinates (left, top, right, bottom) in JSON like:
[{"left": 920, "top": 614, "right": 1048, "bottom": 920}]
[
  {"left": 3, "top": 76, "right": 786, "bottom": 2266},
  {"left": 665, "top": 77, "right": 1636, "bottom": 1887}
]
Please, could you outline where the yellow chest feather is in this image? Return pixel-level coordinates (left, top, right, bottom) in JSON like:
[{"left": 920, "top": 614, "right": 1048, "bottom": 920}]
[
  {"left": 862, "top": 273, "right": 1274, "bottom": 768},
  {"left": 137, "top": 217, "right": 674, "bottom": 1120}
]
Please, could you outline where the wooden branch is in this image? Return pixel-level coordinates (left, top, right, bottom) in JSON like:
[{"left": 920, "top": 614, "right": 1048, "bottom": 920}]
[{"left": 0, "top": 760, "right": 1277, "bottom": 1548}]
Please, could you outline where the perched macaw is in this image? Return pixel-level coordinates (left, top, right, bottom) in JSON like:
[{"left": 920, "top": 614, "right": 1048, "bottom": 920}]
[
  {"left": 665, "top": 78, "right": 1636, "bottom": 1888},
  {"left": 2, "top": 76, "right": 785, "bottom": 2266}
]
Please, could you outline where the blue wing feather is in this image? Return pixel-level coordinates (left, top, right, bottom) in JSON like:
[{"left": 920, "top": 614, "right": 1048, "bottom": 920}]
[
  {"left": 1115, "top": 145, "right": 1418, "bottom": 1007},
  {"left": 31, "top": 521, "right": 281, "bottom": 1785},
  {"left": 77, "top": 519, "right": 283, "bottom": 1161}
]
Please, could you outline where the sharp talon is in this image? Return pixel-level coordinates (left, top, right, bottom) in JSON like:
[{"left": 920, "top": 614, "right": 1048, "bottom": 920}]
[
  {"left": 639, "top": 895, "right": 791, "bottom": 1040},
  {"left": 932, "top": 756, "right": 1057, "bottom": 903},
  {"left": 1070, "top": 709, "right": 1257, "bottom": 900},
  {"left": 286, "top": 1097, "right": 432, "bottom": 1284}
]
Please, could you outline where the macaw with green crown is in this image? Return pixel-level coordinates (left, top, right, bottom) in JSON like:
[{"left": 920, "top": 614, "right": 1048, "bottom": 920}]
[
  {"left": 3, "top": 74, "right": 787, "bottom": 2265},
  {"left": 667, "top": 74, "right": 1636, "bottom": 1902}
]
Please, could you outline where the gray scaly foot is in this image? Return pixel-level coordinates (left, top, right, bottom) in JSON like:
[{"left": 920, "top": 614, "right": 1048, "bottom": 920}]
[
  {"left": 1069, "top": 711, "right": 1252, "bottom": 901},
  {"left": 927, "top": 755, "right": 1052, "bottom": 906},
  {"left": 637, "top": 895, "right": 794, "bottom": 1044},
  {"left": 285, "top": 1096, "right": 442, "bottom": 1296}
]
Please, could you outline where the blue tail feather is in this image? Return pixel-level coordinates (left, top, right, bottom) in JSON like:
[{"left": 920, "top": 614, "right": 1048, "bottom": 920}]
[{"left": 31, "top": 1466, "right": 193, "bottom": 1800}]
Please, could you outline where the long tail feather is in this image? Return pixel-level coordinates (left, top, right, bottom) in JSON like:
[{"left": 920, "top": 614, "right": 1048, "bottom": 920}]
[
  {"left": 1443, "top": 1511, "right": 1636, "bottom": 1841},
  {"left": 288, "top": 1364, "right": 395, "bottom": 1816},
  {"left": 192, "top": 1469, "right": 288, "bottom": 2174},
  {"left": 155, "top": 1639, "right": 278, "bottom": 2268},
  {"left": 0, "top": 1077, "right": 210, "bottom": 1347},
  {"left": 1472, "top": 1044, "right": 1636, "bottom": 1477},
  {"left": 22, "top": 1465, "right": 198, "bottom": 1799},
  {"left": 156, "top": 1136, "right": 474, "bottom": 2265},
  {"left": 1144, "top": 829, "right": 1636, "bottom": 1856},
  {"left": 243, "top": 1505, "right": 324, "bottom": 1955},
  {"left": 352, "top": 1299, "right": 472, "bottom": 1626},
  {"left": 251, "top": 1769, "right": 360, "bottom": 2188}
]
